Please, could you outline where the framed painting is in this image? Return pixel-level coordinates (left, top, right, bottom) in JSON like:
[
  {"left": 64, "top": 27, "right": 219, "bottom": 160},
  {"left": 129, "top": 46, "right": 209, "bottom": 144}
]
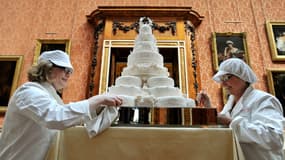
[
  {"left": 0, "top": 55, "right": 23, "bottom": 112},
  {"left": 211, "top": 32, "right": 250, "bottom": 71},
  {"left": 33, "top": 39, "right": 71, "bottom": 65},
  {"left": 266, "top": 68, "right": 285, "bottom": 112},
  {"left": 265, "top": 21, "right": 285, "bottom": 61}
]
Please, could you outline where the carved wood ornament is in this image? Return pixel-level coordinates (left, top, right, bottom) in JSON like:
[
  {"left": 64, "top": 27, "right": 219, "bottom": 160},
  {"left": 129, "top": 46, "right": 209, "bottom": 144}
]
[{"left": 112, "top": 17, "right": 176, "bottom": 36}]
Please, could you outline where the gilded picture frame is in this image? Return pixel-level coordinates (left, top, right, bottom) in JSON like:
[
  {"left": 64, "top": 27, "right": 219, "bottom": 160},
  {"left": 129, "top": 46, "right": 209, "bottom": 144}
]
[
  {"left": 211, "top": 32, "right": 250, "bottom": 71},
  {"left": 265, "top": 21, "right": 285, "bottom": 61},
  {"left": 222, "top": 88, "right": 230, "bottom": 105},
  {"left": 33, "top": 39, "right": 71, "bottom": 65},
  {"left": 0, "top": 55, "right": 23, "bottom": 112},
  {"left": 266, "top": 68, "right": 285, "bottom": 110}
]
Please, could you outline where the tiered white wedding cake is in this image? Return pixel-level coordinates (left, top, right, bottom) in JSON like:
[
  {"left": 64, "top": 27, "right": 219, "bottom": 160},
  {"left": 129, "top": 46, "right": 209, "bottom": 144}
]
[{"left": 108, "top": 17, "right": 195, "bottom": 108}]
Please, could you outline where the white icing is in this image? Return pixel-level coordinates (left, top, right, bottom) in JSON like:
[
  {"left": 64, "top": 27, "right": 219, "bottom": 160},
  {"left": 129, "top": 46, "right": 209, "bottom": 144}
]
[
  {"left": 186, "top": 98, "right": 196, "bottom": 107},
  {"left": 127, "top": 50, "right": 163, "bottom": 66},
  {"left": 136, "top": 95, "right": 155, "bottom": 107},
  {"left": 155, "top": 96, "right": 187, "bottom": 108},
  {"left": 121, "top": 64, "right": 169, "bottom": 79},
  {"left": 115, "top": 76, "right": 142, "bottom": 87},
  {"left": 133, "top": 41, "right": 159, "bottom": 53},
  {"left": 118, "top": 95, "right": 136, "bottom": 106},
  {"left": 108, "top": 85, "right": 146, "bottom": 96},
  {"left": 145, "top": 87, "right": 182, "bottom": 97},
  {"left": 147, "top": 76, "right": 174, "bottom": 87}
]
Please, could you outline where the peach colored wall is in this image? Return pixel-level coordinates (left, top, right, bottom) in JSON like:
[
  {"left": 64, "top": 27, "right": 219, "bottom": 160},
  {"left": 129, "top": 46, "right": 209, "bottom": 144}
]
[{"left": 1, "top": 0, "right": 285, "bottom": 124}]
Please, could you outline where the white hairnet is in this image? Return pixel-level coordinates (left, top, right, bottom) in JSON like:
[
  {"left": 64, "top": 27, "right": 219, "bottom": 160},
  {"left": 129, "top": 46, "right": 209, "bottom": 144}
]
[
  {"left": 38, "top": 50, "right": 73, "bottom": 71},
  {"left": 213, "top": 58, "right": 257, "bottom": 84},
  {"left": 226, "top": 40, "right": 233, "bottom": 44}
]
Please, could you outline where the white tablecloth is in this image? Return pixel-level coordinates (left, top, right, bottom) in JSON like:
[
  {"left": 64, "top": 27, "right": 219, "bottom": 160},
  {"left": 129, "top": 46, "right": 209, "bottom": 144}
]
[{"left": 46, "top": 126, "right": 245, "bottom": 160}]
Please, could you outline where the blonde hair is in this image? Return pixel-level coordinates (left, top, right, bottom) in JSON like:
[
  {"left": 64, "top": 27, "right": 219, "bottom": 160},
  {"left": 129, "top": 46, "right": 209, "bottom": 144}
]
[{"left": 28, "top": 60, "right": 53, "bottom": 82}]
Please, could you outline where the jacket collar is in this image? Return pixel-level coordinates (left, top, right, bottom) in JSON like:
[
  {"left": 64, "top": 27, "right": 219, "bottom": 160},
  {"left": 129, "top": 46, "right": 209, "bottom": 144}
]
[
  {"left": 221, "top": 86, "right": 254, "bottom": 117},
  {"left": 41, "top": 82, "right": 64, "bottom": 105}
]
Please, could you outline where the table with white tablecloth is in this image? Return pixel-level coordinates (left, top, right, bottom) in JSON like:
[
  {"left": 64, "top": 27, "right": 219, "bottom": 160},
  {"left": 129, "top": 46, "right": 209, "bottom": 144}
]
[{"left": 46, "top": 126, "right": 245, "bottom": 160}]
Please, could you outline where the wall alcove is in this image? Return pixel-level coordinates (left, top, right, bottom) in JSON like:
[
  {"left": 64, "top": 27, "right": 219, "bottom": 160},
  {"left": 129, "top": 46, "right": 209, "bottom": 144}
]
[{"left": 86, "top": 6, "right": 204, "bottom": 125}]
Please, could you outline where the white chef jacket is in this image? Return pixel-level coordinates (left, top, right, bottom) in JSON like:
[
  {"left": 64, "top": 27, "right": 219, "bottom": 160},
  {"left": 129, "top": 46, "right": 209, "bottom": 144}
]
[
  {"left": 220, "top": 86, "right": 284, "bottom": 160},
  {"left": 0, "top": 82, "right": 94, "bottom": 160}
]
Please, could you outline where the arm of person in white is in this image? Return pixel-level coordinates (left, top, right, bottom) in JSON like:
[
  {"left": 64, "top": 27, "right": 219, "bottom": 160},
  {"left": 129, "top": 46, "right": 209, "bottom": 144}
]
[
  {"left": 15, "top": 85, "right": 92, "bottom": 129},
  {"left": 230, "top": 97, "right": 284, "bottom": 150},
  {"left": 15, "top": 83, "right": 121, "bottom": 130}
]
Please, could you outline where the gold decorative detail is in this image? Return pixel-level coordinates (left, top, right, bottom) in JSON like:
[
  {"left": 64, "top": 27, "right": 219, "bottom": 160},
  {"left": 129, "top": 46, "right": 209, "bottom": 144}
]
[
  {"left": 33, "top": 39, "right": 71, "bottom": 65},
  {"left": 0, "top": 55, "right": 23, "bottom": 112},
  {"left": 266, "top": 21, "right": 285, "bottom": 61}
]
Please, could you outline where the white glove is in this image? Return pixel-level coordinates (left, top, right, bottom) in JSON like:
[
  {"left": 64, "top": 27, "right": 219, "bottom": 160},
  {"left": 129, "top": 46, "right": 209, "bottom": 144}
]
[{"left": 196, "top": 90, "right": 212, "bottom": 108}]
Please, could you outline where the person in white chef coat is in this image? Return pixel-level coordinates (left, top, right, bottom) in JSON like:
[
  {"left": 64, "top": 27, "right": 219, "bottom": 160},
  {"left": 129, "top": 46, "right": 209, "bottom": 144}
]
[
  {"left": 0, "top": 50, "right": 122, "bottom": 160},
  {"left": 197, "top": 58, "right": 284, "bottom": 160}
]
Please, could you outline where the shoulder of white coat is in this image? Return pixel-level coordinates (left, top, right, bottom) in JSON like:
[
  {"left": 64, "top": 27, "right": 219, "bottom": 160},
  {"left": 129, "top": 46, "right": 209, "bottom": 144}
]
[
  {"left": 247, "top": 88, "right": 274, "bottom": 99},
  {"left": 14, "top": 82, "right": 50, "bottom": 100},
  {"left": 17, "top": 82, "right": 46, "bottom": 91},
  {"left": 248, "top": 89, "right": 282, "bottom": 109}
]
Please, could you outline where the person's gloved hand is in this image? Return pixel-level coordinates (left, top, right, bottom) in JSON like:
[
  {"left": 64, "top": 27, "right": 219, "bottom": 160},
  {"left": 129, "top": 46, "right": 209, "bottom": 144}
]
[
  {"left": 88, "top": 94, "right": 123, "bottom": 112},
  {"left": 217, "top": 113, "right": 232, "bottom": 125},
  {"left": 196, "top": 90, "right": 212, "bottom": 108}
]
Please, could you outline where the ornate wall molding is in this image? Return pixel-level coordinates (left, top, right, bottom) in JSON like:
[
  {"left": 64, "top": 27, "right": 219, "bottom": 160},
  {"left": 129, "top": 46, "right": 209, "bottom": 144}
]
[
  {"left": 112, "top": 17, "right": 176, "bottom": 35},
  {"left": 185, "top": 20, "right": 198, "bottom": 96},
  {"left": 88, "top": 20, "right": 105, "bottom": 97},
  {"left": 87, "top": 6, "right": 204, "bottom": 27}
]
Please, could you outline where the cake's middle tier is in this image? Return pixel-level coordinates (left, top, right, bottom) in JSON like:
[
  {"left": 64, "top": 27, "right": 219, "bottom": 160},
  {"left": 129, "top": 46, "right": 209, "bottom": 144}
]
[
  {"left": 108, "top": 85, "right": 184, "bottom": 99},
  {"left": 121, "top": 64, "right": 169, "bottom": 79},
  {"left": 144, "top": 86, "right": 183, "bottom": 97},
  {"left": 147, "top": 76, "right": 174, "bottom": 87},
  {"left": 108, "top": 85, "right": 147, "bottom": 97},
  {"left": 127, "top": 50, "right": 163, "bottom": 66},
  {"left": 115, "top": 76, "right": 142, "bottom": 87}
]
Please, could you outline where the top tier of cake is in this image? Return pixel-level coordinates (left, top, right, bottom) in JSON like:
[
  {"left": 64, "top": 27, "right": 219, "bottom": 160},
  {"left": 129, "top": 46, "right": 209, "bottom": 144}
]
[
  {"left": 127, "top": 20, "right": 162, "bottom": 67},
  {"left": 121, "top": 17, "right": 168, "bottom": 79}
]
